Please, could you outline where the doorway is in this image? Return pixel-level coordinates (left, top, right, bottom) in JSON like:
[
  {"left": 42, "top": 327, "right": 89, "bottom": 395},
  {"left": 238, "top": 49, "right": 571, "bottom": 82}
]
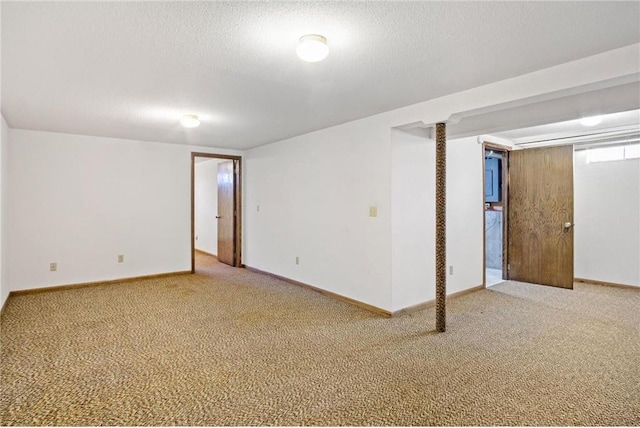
[
  {"left": 482, "top": 143, "right": 576, "bottom": 289},
  {"left": 191, "top": 152, "right": 242, "bottom": 273},
  {"left": 483, "top": 143, "right": 509, "bottom": 287}
]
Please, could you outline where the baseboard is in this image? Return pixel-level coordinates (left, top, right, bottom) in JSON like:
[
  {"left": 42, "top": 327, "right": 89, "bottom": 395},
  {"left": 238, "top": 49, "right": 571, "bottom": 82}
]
[
  {"left": 449, "top": 284, "right": 486, "bottom": 299},
  {"left": 392, "top": 284, "right": 485, "bottom": 316},
  {"left": 243, "top": 266, "right": 486, "bottom": 318},
  {"left": 244, "top": 266, "right": 392, "bottom": 317},
  {"left": 0, "top": 295, "right": 9, "bottom": 317},
  {"left": 392, "top": 300, "right": 436, "bottom": 316},
  {"left": 195, "top": 249, "right": 217, "bottom": 258},
  {"left": 574, "top": 278, "right": 639, "bottom": 290},
  {"left": 9, "top": 270, "right": 193, "bottom": 297}
]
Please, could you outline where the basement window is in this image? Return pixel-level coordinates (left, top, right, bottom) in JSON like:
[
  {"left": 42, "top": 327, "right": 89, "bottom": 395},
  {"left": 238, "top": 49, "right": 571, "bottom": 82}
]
[{"left": 586, "top": 143, "right": 640, "bottom": 163}]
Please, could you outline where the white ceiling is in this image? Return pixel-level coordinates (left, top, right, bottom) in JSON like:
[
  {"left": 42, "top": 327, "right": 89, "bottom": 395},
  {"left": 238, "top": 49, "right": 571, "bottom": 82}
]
[
  {"left": 2, "top": 1, "right": 639, "bottom": 150},
  {"left": 446, "top": 79, "right": 640, "bottom": 141},
  {"left": 492, "top": 109, "right": 640, "bottom": 145}
]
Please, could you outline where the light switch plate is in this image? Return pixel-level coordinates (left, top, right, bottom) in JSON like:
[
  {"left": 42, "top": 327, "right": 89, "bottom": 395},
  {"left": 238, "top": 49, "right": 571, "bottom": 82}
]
[{"left": 369, "top": 206, "right": 378, "bottom": 217}]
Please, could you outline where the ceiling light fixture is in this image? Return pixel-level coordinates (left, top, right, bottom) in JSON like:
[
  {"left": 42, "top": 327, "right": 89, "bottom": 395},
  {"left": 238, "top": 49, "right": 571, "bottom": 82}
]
[
  {"left": 181, "top": 114, "right": 200, "bottom": 128},
  {"left": 296, "top": 34, "right": 329, "bottom": 62},
  {"left": 580, "top": 116, "right": 603, "bottom": 127}
]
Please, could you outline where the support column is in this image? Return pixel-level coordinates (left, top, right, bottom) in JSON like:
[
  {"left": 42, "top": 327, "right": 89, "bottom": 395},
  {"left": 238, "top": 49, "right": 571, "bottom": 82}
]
[{"left": 435, "top": 122, "right": 447, "bottom": 332}]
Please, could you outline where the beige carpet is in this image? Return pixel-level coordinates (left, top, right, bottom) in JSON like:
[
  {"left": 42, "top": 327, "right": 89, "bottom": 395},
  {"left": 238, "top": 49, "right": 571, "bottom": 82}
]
[{"left": 1, "top": 253, "right": 639, "bottom": 426}]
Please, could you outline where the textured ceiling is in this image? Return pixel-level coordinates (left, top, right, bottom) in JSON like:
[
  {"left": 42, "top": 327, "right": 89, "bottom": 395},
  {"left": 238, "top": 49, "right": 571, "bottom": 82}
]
[{"left": 2, "top": 1, "right": 639, "bottom": 149}]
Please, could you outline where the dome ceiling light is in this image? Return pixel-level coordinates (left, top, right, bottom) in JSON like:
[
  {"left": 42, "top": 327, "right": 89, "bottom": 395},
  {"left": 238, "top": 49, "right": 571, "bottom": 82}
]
[
  {"left": 181, "top": 114, "right": 200, "bottom": 128},
  {"left": 580, "top": 116, "right": 603, "bottom": 126},
  {"left": 296, "top": 34, "right": 329, "bottom": 62}
]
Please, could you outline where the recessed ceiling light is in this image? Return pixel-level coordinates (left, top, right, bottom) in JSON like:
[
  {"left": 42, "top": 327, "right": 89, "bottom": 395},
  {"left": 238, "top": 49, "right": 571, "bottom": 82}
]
[
  {"left": 296, "top": 34, "right": 329, "bottom": 62},
  {"left": 181, "top": 114, "right": 200, "bottom": 128},
  {"left": 580, "top": 116, "right": 603, "bottom": 126}
]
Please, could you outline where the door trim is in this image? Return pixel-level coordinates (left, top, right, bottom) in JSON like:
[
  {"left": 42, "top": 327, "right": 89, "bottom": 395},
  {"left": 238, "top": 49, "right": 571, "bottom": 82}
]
[{"left": 191, "top": 152, "right": 243, "bottom": 273}]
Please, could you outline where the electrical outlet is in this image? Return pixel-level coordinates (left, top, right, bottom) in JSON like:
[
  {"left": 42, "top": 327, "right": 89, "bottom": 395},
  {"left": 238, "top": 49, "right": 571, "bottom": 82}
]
[
  {"left": 449, "top": 265, "right": 454, "bottom": 275},
  {"left": 50, "top": 262, "right": 57, "bottom": 272},
  {"left": 118, "top": 254, "right": 124, "bottom": 263},
  {"left": 295, "top": 256, "right": 300, "bottom": 265}
]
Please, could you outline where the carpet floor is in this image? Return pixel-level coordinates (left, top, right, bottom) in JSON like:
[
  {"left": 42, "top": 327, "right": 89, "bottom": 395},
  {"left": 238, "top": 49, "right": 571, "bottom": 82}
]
[{"left": 1, "top": 253, "right": 639, "bottom": 426}]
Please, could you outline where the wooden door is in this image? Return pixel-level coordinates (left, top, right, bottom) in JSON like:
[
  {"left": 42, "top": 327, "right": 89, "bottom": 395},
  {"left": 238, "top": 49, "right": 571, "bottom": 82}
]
[
  {"left": 217, "top": 161, "right": 235, "bottom": 266},
  {"left": 507, "top": 145, "right": 574, "bottom": 289}
]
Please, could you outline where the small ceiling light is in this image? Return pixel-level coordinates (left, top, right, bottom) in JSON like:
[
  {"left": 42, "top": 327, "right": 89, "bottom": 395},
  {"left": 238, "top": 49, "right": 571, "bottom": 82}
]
[
  {"left": 580, "top": 116, "right": 603, "bottom": 126},
  {"left": 296, "top": 34, "right": 329, "bottom": 62},
  {"left": 181, "top": 114, "right": 200, "bottom": 128}
]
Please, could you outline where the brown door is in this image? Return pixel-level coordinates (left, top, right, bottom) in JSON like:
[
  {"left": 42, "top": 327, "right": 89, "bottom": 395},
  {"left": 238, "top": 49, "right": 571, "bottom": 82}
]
[
  {"left": 217, "top": 161, "right": 235, "bottom": 266},
  {"left": 507, "top": 145, "right": 574, "bottom": 289}
]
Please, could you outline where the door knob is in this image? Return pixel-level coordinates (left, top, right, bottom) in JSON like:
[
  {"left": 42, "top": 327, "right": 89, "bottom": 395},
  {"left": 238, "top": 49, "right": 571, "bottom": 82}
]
[
  {"left": 216, "top": 216, "right": 221, "bottom": 219},
  {"left": 563, "top": 222, "right": 574, "bottom": 229}
]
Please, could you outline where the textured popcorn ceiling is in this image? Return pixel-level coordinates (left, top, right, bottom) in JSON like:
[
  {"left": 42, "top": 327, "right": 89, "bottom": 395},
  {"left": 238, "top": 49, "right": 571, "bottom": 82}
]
[{"left": 2, "top": 1, "right": 639, "bottom": 149}]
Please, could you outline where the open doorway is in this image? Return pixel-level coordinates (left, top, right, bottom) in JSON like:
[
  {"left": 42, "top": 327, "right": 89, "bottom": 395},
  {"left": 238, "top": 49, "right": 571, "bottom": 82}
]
[
  {"left": 191, "top": 152, "right": 242, "bottom": 273},
  {"left": 483, "top": 144, "right": 508, "bottom": 287}
]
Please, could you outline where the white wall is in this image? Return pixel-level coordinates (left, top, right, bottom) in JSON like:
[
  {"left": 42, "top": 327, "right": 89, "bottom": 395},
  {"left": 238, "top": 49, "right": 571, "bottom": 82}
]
[
  {"left": 390, "top": 129, "right": 435, "bottom": 311},
  {"left": 8, "top": 129, "right": 239, "bottom": 291},
  {"left": 245, "top": 128, "right": 485, "bottom": 314},
  {"left": 1, "top": 115, "right": 10, "bottom": 308},
  {"left": 391, "top": 134, "right": 484, "bottom": 312},
  {"left": 0, "top": 0, "right": 5, "bottom": 310},
  {"left": 446, "top": 137, "right": 485, "bottom": 293},
  {"left": 574, "top": 150, "right": 640, "bottom": 287},
  {"left": 244, "top": 117, "right": 392, "bottom": 311},
  {"left": 194, "top": 159, "right": 220, "bottom": 256}
]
